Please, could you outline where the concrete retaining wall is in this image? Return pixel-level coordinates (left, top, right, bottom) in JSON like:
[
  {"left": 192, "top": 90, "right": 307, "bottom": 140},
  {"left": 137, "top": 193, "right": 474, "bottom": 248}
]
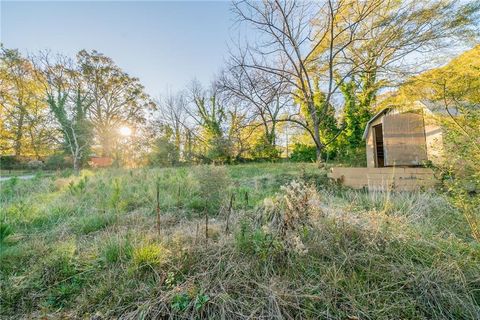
[{"left": 328, "top": 167, "right": 437, "bottom": 191}]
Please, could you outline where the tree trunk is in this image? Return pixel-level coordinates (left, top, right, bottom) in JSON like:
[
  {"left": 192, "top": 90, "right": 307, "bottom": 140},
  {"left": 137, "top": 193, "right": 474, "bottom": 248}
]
[
  {"left": 313, "top": 121, "right": 323, "bottom": 162},
  {"left": 14, "top": 108, "right": 26, "bottom": 157},
  {"left": 73, "top": 156, "right": 80, "bottom": 175}
]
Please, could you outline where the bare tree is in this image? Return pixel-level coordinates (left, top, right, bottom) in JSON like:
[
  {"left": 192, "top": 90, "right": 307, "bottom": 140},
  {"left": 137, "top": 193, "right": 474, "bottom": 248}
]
[
  {"left": 232, "top": 0, "right": 478, "bottom": 159},
  {"left": 232, "top": 0, "right": 383, "bottom": 159},
  {"left": 219, "top": 63, "right": 289, "bottom": 153},
  {"left": 152, "top": 90, "right": 188, "bottom": 161}
]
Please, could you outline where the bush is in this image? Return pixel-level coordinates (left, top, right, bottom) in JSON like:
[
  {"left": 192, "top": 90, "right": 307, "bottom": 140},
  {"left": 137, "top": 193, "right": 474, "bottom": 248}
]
[
  {"left": 0, "top": 156, "right": 19, "bottom": 170},
  {"left": 260, "top": 180, "right": 322, "bottom": 254},
  {"left": 45, "top": 154, "right": 71, "bottom": 170},
  {"left": 290, "top": 143, "right": 317, "bottom": 162},
  {"left": 27, "top": 160, "right": 44, "bottom": 169},
  {"left": 193, "top": 165, "right": 231, "bottom": 214}
]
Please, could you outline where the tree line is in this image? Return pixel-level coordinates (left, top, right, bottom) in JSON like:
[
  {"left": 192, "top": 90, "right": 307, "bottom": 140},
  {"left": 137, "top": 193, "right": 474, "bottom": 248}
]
[{"left": 1, "top": 0, "right": 478, "bottom": 171}]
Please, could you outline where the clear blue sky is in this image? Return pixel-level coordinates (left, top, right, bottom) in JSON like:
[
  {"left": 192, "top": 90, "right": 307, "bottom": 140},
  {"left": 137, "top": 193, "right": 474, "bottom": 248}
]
[{"left": 1, "top": 1, "right": 234, "bottom": 96}]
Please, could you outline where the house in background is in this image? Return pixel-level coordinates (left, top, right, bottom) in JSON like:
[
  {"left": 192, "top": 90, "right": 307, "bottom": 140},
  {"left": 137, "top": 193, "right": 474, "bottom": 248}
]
[
  {"left": 328, "top": 101, "right": 451, "bottom": 191},
  {"left": 88, "top": 156, "right": 113, "bottom": 168}
]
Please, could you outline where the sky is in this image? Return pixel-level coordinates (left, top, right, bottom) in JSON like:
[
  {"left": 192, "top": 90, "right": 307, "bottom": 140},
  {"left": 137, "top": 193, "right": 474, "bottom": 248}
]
[{"left": 1, "top": 1, "right": 235, "bottom": 97}]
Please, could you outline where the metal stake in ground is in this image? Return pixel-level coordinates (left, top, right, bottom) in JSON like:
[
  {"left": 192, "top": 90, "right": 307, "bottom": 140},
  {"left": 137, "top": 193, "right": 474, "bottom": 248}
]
[
  {"left": 156, "top": 181, "right": 161, "bottom": 236},
  {"left": 225, "top": 193, "right": 235, "bottom": 234},
  {"left": 205, "top": 200, "right": 209, "bottom": 246}
]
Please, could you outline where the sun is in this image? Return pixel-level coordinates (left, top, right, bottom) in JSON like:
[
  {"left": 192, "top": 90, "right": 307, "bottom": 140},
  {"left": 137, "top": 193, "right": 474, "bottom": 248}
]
[{"left": 119, "top": 126, "right": 132, "bottom": 137}]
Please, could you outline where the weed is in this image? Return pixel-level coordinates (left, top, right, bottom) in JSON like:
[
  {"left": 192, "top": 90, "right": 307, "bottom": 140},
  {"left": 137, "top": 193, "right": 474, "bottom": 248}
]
[
  {"left": 0, "top": 221, "right": 14, "bottom": 245},
  {"left": 132, "top": 243, "right": 169, "bottom": 269},
  {"left": 171, "top": 293, "right": 191, "bottom": 312},
  {"left": 68, "top": 175, "right": 88, "bottom": 195},
  {"left": 77, "top": 213, "right": 116, "bottom": 234},
  {"left": 193, "top": 165, "right": 231, "bottom": 214},
  {"left": 194, "top": 293, "right": 210, "bottom": 311},
  {"left": 102, "top": 235, "right": 133, "bottom": 264},
  {"left": 1, "top": 163, "right": 479, "bottom": 319}
]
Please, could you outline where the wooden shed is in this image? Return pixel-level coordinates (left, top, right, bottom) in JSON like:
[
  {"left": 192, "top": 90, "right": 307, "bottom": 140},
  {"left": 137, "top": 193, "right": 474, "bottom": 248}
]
[
  {"left": 328, "top": 101, "right": 449, "bottom": 191},
  {"left": 363, "top": 101, "right": 445, "bottom": 168}
]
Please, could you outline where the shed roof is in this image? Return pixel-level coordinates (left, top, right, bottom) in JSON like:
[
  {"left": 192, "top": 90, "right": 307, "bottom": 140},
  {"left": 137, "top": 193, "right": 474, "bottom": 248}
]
[
  {"left": 362, "top": 100, "right": 461, "bottom": 140},
  {"left": 362, "top": 107, "right": 391, "bottom": 140}
]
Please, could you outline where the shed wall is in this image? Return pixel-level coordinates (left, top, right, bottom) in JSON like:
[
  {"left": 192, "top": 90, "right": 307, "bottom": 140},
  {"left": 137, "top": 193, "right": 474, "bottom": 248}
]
[
  {"left": 383, "top": 113, "right": 427, "bottom": 166},
  {"left": 366, "top": 117, "right": 383, "bottom": 168}
]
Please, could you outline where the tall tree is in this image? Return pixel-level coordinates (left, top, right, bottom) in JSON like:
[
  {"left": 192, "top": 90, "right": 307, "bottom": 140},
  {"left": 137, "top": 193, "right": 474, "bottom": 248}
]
[
  {"left": 78, "top": 50, "right": 153, "bottom": 157},
  {"left": 0, "top": 48, "right": 55, "bottom": 158},
  {"left": 334, "top": 0, "right": 479, "bottom": 152},
  {"left": 33, "top": 53, "right": 93, "bottom": 173},
  {"left": 233, "top": 0, "right": 479, "bottom": 160},
  {"left": 219, "top": 65, "right": 289, "bottom": 158},
  {"left": 232, "top": 0, "right": 383, "bottom": 160},
  {"left": 153, "top": 90, "right": 188, "bottom": 163}
]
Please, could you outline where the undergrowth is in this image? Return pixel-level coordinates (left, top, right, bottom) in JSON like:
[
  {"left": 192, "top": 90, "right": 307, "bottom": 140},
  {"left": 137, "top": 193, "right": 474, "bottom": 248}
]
[{"left": 0, "top": 163, "right": 479, "bottom": 319}]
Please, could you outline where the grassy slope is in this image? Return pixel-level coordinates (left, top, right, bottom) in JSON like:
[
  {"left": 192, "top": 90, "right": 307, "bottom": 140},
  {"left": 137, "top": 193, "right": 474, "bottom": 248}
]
[{"left": 0, "top": 163, "right": 479, "bottom": 319}]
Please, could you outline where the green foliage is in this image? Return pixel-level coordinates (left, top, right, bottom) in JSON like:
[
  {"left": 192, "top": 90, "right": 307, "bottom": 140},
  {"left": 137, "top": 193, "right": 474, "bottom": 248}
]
[
  {"left": 194, "top": 293, "right": 210, "bottom": 311},
  {"left": 0, "top": 176, "right": 18, "bottom": 202},
  {"left": 171, "top": 293, "right": 191, "bottom": 312},
  {"left": 1, "top": 164, "right": 479, "bottom": 319},
  {"left": 149, "top": 125, "right": 180, "bottom": 167},
  {"left": 0, "top": 221, "right": 14, "bottom": 245},
  {"left": 290, "top": 143, "right": 316, "bottom": 162},
  {"left": 102, "top": 235, "right": 133, "bottom": 264},
  {"left": 68, "top": 175, "right": 88, "bottom": 195},
  {"left": 109, "top": 178, "right": 122, "bottom": 211},
  {"left": 335, "top": 76, "right": 374, "bottom": 161},
  {"left": 235, "top": 221, "right": 283, "bottom": 260},
  {"left": 193, "top": 165, "right": 231, "bottom": 214},
  {"left": 251, "top": 135, "right": 280, "bottom": 159},
  {"left": 0, "top": 156, "right": 19, "bottom": 170},
  {"left": 206, "top": 136, "right": 232, "bottom": 164},
  {"left": 44, "top": 153, "right": 70, "bottom": 170},
  {"left": 77, "top": 213, "right": 116, "bottom": 234}
]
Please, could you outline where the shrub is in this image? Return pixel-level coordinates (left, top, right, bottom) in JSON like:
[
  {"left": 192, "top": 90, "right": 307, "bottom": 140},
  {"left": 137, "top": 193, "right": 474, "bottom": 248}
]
[
  {"left": 290, "top": 143, "right": 316, "bottom": 162},
  {"left": 0, "top": 155, "right": 19, "bottom": 170},
  {"left": 193, "top": 165, "right": 231, "bottom": 214},
  {"left": 68, "top": 176, "right": 88, "bottom": 195},
  {"left": 260, "top": 180, "right": 322, "bottom": 254},
  {"left": 45, "top": 154, "right": 70, "bottom": 170},
  {"left": 27, "top": 160, "right": 44, "bottom": 169}
]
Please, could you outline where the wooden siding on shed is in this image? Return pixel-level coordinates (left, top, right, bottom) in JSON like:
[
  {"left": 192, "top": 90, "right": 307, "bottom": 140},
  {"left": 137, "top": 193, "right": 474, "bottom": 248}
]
[{"left": 382, "top": 112, "right": 428, "bottom": 166}]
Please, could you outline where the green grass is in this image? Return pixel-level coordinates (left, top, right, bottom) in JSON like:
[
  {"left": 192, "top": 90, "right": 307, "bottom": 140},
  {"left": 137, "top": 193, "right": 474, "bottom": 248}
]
[{"left": 0, "top": 163, "right": 479, "bottom": 319}]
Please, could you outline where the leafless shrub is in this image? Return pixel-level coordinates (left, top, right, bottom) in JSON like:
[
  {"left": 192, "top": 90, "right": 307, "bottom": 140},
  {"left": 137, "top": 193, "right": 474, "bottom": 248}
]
[{"left": 261, "top": 180, "right": 323, "bottom": 254}]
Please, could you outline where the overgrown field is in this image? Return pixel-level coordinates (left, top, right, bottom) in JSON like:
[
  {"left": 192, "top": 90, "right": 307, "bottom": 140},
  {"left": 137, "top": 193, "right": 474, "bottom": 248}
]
[{"left": 1, "top": 163, "right": 479, "bottom": 319}]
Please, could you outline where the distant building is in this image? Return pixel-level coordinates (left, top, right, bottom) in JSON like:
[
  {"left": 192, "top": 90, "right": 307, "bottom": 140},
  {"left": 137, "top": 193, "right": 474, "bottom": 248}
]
[{"left": 88, "top": 156, "right": 113, "bottom": 168}]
